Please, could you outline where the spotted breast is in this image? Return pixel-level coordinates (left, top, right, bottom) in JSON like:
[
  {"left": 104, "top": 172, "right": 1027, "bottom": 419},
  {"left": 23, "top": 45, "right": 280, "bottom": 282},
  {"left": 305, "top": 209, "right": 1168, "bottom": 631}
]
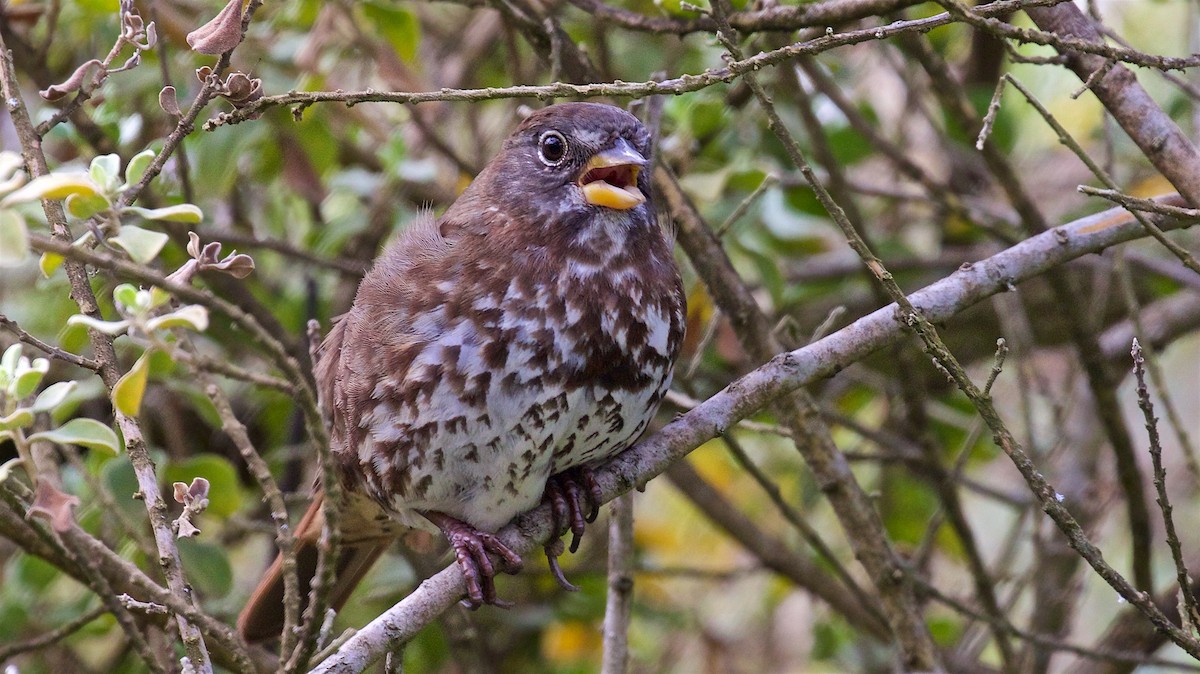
[{"left": 238, "top": 102, "right": 685, "bottom": 642}]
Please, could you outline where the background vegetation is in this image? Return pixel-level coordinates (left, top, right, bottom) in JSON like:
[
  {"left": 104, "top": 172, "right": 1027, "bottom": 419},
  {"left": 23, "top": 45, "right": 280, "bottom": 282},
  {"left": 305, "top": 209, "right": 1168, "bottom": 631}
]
[{"left": 3, "top": 0, "right": 1200, "bottom": 672}]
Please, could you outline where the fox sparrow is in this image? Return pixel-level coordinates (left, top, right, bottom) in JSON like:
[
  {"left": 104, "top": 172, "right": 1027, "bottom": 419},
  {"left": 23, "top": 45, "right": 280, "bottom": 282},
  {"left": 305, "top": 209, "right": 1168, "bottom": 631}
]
[{"left": 238, "top": 103, "right": 686, "bottom": 642}]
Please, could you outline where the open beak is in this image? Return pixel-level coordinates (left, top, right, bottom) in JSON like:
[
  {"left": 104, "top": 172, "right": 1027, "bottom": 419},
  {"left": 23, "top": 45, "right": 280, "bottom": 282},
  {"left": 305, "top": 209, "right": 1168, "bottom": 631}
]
[{"left": 578, "top": 139, "right": 646, "bottom": 210}]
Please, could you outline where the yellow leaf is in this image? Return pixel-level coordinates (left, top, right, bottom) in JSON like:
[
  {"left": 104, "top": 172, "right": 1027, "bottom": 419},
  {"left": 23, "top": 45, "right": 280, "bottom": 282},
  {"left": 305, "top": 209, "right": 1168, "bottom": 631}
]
[
  {"left": 540, "top": 620, "right": 601, "bottom": 665},
  {"left": 1, "top": 173, "right": 100, "bottom": 205},
  {"left": 691, "top": 440, "right": 735, "bottom": 491},
  {"left": 1128, "top": 174, "right": 1175, "bottom": 199},
  {"left": 112, "top": 352, "right": 150, "bottom": 416},
  {"left": 38, "top": 252, "right": 64, "bottom": 278}
]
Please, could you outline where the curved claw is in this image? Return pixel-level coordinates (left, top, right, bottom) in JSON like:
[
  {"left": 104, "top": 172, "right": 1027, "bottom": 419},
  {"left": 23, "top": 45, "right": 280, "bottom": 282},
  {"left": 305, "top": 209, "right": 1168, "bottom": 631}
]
[
  {"left": 539, "top": 467, "right": 605, "bottom": 589},
  {"left": 544, "top": 538, "right": 580, "bottom": 592},
  {"left": 423, "top": 511, "right": 524, "bottom": 608}
]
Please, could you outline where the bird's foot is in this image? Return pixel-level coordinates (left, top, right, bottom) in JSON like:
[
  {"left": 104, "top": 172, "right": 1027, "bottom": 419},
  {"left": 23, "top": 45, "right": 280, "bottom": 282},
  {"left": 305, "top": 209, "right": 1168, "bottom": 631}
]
[
  {"left": 544, "top": 467, "right": 603, "bottom": 550},
  {"left": 422, "top": 511, "right": 523, "bottom": 609},
  {"left": 541, "top": 467, "right": 603, "bottom": 592}
]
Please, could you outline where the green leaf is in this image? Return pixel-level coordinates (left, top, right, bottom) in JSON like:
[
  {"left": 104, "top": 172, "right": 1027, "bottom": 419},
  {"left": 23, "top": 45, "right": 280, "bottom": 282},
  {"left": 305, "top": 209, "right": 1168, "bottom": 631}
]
[
  {"left": 65, "top": 192, "right": 111, "bottom": 219},
  {"left": 653, "top": 0, "right": 694, "bottom": 17},
  {"left": 146, "top": 305, "right": 209, "bottom": 333},
  {"left": 66, "top": 314, "right": 130, "bottom": 336},
  {"left": 113, "top": 284, "right": 139, "bottom": 310},
  {"left": 360, "top": 2, "right": 420, "bottom": 62},
  {"left": 88, "top": 154, "right": 120, "bottom": 194},
  {"left": 688, "top": 98, "right": 726, "bottom": 141},
  {"left": 112, "top": 351, "right": 150, "bottom": 417},
  {"left": 0, "top": 457, "right": 24, "bottom": 483},
  {"left": 13, "top": 357, "right": 49, "bottom": 398},
  {"left": 101, "top": 458, "right": 143, "bottom": 520},
  {"left": 0, "top": 408, "right": 33, "bottom": 431},
  {"left": 38, "top": 252, "right": 64, "bottom": 278},
  {"left": 122, "top": 204, "right": 203, "bottom": 224},
  {"left": 109, "top": 225, "right": 169, "bottom": 263},
  {"left": 1, "top": 344, "right": 20, "bottom": 373},
  {"left": 0, "top": 152, "right": 25, "bottom": 188},
  {"left": 32, "top": 381, "right": 77, "bottom": 414},
  {"left": 177, "top": 538, "right": 233, "bottom": 598},
  {"left": 123, "top": 149, "right": 156, "bottom": 189},
  {"left": 2, "top": 173, "right": 100, "bottom": 205},
  {"left": 28, "top": 418, "right": 121, "bottom": 455},
  {"left": 149, "top": 287, "right": 172, "bottom": 308},
  {"left": 164, "top": 454, "right": 243, "bottom": 518},
  {"left": 12, "top": 553, "right": 64, "bottom": 591},
  {"left": 0, "top": 210, "right": 29, "bottom": 267}
]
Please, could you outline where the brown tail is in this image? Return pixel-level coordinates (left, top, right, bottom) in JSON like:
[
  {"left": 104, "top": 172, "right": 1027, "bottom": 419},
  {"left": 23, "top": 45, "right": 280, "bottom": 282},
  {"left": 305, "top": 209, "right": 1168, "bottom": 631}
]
[{"left": 237, "top": 491, "right": 390, "bottom": 643}]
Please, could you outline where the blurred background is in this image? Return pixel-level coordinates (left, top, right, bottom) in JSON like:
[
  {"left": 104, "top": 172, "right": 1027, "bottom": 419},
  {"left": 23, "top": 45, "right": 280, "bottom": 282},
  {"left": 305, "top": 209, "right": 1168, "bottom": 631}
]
[{"left": 4, "top": 0, "right": 1200, "bottom": 672}]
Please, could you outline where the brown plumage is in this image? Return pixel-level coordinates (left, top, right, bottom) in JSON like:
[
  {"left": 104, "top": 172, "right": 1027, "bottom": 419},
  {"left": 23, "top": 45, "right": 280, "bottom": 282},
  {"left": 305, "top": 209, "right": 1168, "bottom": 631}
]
[{"left": 238, "top": 103, "right": 685, "bottom": 643}]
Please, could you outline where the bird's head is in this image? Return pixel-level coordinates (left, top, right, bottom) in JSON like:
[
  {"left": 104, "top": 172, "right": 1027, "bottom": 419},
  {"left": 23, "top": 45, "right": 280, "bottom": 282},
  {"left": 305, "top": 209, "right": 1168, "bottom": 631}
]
[
  {"left": 435, "top": 102, "right": 660, "bottom": 257},
  {"left": 486, "top": 103, "right": 653, "bottom": 219}
]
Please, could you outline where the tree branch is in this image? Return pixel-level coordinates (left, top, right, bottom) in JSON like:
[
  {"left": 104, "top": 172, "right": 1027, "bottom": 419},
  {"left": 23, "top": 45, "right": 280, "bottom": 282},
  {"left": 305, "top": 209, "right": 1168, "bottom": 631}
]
[
  {"left": 309, "top": 195, "right": 1192, "bottom": 672},
  {"left": 202, "top": 0, "right": 1068, "bottom": 129}
]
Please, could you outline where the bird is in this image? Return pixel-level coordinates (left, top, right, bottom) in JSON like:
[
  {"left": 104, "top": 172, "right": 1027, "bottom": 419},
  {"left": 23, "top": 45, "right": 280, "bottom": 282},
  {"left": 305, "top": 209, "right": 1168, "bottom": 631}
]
[{"left": 237, "top": 102, "right": 686, "bottom": 643}]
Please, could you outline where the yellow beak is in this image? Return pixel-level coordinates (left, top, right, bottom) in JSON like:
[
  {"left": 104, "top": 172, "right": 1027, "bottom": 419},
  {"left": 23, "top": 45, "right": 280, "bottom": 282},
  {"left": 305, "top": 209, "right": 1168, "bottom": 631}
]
[{"left": 579, "top": 141, "right": 646, "bottom": 210}]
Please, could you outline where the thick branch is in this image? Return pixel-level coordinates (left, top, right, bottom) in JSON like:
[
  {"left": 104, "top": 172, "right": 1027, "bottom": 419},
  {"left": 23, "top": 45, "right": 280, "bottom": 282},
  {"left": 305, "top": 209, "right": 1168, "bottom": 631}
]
[
  {"left": 1023, "top": 3, "right": 1200, "bottom": 205},
  {"left": 310, "top": 197, "right": 1190, "bottom": 672}
]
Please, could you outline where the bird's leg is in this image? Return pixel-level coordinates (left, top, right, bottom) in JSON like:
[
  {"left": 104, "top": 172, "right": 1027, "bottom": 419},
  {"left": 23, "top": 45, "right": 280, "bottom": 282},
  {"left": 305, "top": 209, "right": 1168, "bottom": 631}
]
[
  {"left": 540, "top": 466, "right": 603, "bottom": 592},
  {"left": 577, "top": 466, "right": 603, "bottom": 524},
  {"left": 421, "top": 510, "right": 524, "bottom": 609}
]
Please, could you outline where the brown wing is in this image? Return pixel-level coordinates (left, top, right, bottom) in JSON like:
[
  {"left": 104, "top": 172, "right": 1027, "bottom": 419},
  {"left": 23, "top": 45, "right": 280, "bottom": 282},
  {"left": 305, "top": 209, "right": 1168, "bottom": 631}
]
[
  {"left": 241, "top": 212, "right": 464, "bottom": 643},
  {"left": 315, "top": 211, "right": 457, "bottom": 462}
]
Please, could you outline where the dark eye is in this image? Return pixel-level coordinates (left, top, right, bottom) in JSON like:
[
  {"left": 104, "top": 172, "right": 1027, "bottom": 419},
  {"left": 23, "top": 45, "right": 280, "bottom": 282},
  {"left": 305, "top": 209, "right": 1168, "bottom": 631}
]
[{"left": 538, "top": 131, "right": 567, "bottom": 166}]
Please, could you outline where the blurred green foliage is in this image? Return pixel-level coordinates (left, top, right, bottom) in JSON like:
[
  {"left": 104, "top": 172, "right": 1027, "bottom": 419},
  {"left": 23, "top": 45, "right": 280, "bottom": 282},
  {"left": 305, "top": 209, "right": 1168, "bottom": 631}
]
[{"left": 1, "top": 0, "right": 1199, "bottom": 672}]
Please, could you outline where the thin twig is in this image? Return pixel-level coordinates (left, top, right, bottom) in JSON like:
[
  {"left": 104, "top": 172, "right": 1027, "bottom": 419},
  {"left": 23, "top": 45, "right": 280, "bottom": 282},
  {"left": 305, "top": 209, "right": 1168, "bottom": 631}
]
[
  {"left": 0, "top": 33, "right": 213, "bottom": 673},
  {"left": 984, "top": 338, "right": 1008, "bottom": 396},
  {"left": 1003, "top": 74, "right": 1200, "bottom": 276},
  {"left": 204, "top": 379, "right": 302, "bottom": 662},
  {"left": 201, "top": 230, "right": 366, "bottom": 277},
  {"left": 0, "top": 487, "right": 266, "bottom": 672},
  {"left": 902, "top": 28, "right": 1156, "bottom": 596},
  {"left": 0, "top": 482, "right": 170, "bottom": 673},
  {"left": 1112, "top": 253, "right": 1200, "bottom": 489},
  {"left": 600, "top": 494, "right": 634, "bottom": 674},
  {"left": 914, "top": 575, "right": 1200, "bottom": 671},
  {"left": 172, "top": 348, "right": 296, "bottom": 394},
  {"left": 707, "top": 2, "right": 943, "bottom": 666},
  {"left": 0, "top": 604, "right": 107, "bottom": 660},
  {"left": 0, "top": 313, "right": 101, "bottom": 371},
  {"left": 202, "top": 0, "right": 1070, "bottom": 129},
  {"left": 1081, "top": 186, "right": 1200, "bottom": 220},
  {"left": 1023, "top": 2, "right": 1200, "bottom": 205},
  {"left": 1131, "top": 339, "right": 1199, "bottom": 633},
  {"left": 713, "top": 174, "right": 777, "bottom": 238}
]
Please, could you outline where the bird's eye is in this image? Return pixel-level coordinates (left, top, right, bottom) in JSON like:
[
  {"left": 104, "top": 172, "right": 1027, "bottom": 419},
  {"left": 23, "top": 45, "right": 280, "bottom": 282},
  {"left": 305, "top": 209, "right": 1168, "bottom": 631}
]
[{"left": 538, "top": 131, "right": 567, "bottom": 166}]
